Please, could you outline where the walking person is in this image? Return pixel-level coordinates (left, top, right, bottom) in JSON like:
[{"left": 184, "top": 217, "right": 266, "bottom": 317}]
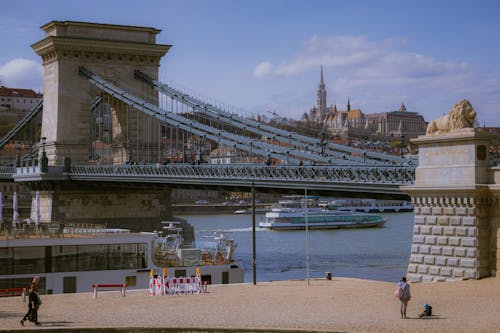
[
  {"left": 20, "top": 276, "right": 42, "bottom": 326},
  {"left": 395, "top": 276, "right": 411, "bottom": 319}
]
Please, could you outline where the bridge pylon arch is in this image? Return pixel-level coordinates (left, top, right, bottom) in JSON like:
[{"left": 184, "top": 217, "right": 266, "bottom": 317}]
[{"left": 32, "top": 20, "right": 171, "bottom": 165}]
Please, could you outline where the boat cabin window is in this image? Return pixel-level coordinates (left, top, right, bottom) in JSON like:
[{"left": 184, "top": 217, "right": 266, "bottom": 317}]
[
  {"left": 222, "top": 271, "right": 229, "bottom": 284},
  {"left": 0, "top": 243, "right": 147, "bottom": 275},
  {"left": 125, "top": 276, "right": 136, "bottom": 287},
  {"left": 201, "top": 274, "right": 212, "bottom": 285},
  {"left": 174, "top": 269, "right": 186, "bottom": 278}
]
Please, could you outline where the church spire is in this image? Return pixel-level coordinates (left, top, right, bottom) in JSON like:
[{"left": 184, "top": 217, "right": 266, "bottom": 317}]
[
  {"left": 316, "top": 65, "right": 327, "bottom": 121},
  {"left": 347, "top": 97, "right": 351, "bottom": 111},
  {"left": 320, "top": 64, "right": 324, "bottom": 85}
]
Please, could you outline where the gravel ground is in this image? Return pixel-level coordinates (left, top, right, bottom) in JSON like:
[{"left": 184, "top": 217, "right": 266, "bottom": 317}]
[{"left": 1, "top": 277, "right": 500, "bottom": 332}]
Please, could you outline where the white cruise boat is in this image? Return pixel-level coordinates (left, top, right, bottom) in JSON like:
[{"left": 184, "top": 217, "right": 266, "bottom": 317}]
[
  {"left": 259, "top": 196, "right": 387, "bottom": 230},
  {"left": 330, "top": 198, "right": 414, "bottom": 213},
  {"left": 0, "top": 221, "right": 243, "bottom": 294}
]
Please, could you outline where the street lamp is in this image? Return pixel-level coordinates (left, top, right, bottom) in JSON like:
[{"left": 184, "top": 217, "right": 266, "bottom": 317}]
[
  {"left": 400, "top": 135, "right": 405, "bottom": 158},
  {"left": 41, "top": 137, "right": 48, "bottom": 172}
]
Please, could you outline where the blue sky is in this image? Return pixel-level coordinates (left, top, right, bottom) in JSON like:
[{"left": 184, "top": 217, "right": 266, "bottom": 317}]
[{"left": 0, "top": 0, "right": 499, "bottom": 126}]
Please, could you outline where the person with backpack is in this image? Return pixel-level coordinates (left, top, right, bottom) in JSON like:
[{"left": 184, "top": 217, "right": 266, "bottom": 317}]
[{"left": 395, "top": 276, "right": 411, "bottom": 319}]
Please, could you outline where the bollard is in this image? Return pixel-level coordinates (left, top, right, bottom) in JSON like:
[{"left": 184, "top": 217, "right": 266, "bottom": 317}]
[{"left": 326, "top": 272, "right": 332, "bottom": 280}]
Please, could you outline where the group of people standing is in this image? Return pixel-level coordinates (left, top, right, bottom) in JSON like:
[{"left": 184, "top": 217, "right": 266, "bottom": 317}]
[{"left": 20, "top": 276, "right": 42, "bottom": 326}]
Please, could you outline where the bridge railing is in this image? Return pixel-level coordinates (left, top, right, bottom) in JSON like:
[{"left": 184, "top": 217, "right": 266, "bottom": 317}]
[{"left": 70, "top": 163, "right": 415, "bottom": 185}]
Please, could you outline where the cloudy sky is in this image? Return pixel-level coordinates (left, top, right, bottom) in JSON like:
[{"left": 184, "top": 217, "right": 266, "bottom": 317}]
[{"left": 0, "top": 0, "right": 499, "bottom": 126}]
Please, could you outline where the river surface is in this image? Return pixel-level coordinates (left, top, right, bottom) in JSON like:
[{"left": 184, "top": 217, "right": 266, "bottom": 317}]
[{"left": 176, "top": 211, "right": 413, "bottom": 283}]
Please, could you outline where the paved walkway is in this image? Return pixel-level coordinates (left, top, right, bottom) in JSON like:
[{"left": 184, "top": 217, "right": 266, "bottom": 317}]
[{"left": 1, "top": 277, "right": 500, "bottom": 332}]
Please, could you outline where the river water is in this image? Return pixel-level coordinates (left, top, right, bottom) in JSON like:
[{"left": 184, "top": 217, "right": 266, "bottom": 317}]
[{"left": 177, "top": 211, "right": 414, "bottom": 283}]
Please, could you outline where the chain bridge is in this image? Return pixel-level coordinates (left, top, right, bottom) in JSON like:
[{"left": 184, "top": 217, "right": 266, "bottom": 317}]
[{"left": 0, "top": 21, "right": 418, "bottom": 228}]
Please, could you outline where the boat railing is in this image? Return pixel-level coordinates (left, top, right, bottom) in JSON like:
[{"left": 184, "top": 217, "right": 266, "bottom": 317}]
[{"left": 0, "top": 222, "right": 114, "bottom": 239}]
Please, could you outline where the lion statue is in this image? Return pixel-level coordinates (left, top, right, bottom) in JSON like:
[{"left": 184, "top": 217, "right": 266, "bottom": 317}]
[{"left": 426, "top": 99, "right": 477, "bottom": 135}]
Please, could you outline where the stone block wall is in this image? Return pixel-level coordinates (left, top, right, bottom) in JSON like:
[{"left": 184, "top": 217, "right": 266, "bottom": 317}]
[{"left": 407, "top": 189, "right": 491, "bottom": 282}]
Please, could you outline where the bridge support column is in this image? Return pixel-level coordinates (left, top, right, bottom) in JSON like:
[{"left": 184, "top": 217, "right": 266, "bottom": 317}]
[
  {"left": 402, "top": 129, "right": 498, "bottom": 281},
  {"left": 30, "top": 186, "right": 174, "bottom": 232}
]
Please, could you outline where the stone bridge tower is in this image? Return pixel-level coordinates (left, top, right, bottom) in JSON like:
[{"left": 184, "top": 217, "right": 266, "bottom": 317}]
[
  {"left": 24, "top": 21, "right": 177, "bottom": 231},
  {"left": 402, "top": 105, "right": 500, "bottom": 281},
  {"left": 32, "top": 21, "right": 171, "bottom": 165}
]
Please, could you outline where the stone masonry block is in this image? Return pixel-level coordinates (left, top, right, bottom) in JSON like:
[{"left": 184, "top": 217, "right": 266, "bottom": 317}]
[
  {"left": 410, "top": 255, "right": 424, "bottom": 264},
  {"left": 453, "top": 268, "right": 465, "bottom": 277},
  {"left": 418, "top": 265, "right": 429, "bottom": 274},
  {"left": 468, "top": 228, "right": 477, "bottom": 237},
  {"left": 413, "top": 225, "right": 421, "bottom": 234},
  {"left": 437, "top": 237, "right": 448, "bottom": 245},
  {"left": 455, "top": 207, "right": 467, "bottom": 216},
  {"left": 449, "top": 216, "right": 461, "bottom": 225},
  {"left": 441, "top": 267, "right": 452, "bottom": 276},
  {"left": 443, "top": 247, "right": 454, "bottom": 256},
  {"left": 432, "top": 226, "right": 443, "bottom": 235},
  {"left": 422, "top": 275, "right": 434, "bottom": 283},
  {"left": 461, "top": 237, "right": 476, "bottom": 247},
  {"left": 444, "top": 207, "right": 455, "bottom": 215},
  {"left": 414, "top": 216, "right": 426, "bottom": 225},
  {"left": 407, "top": 274, "right": 422, "bottom": 283},
  {"left": 419, "top": 245, "right": 430, "bottom": 254},
  {"left": 429, "top": 266, "right": 440, "bottom": 275},
  {"left": 432, "top": 207, "right": 443, "bottom": 215},
  {"left": 413, "top": 235, "right": 425, "bottom": 244},
  {"left": 467, "top": 207, "right": 476, "bottom": 216},
  {"left": 421, "top": 207, "right": 431, "bottom": 215},
  {"left": 467, "top": 248, "right": 477, "bottom": 258},
  {"left": 424, "top": 256, "right": 435, "bottom": 265},
  {"left": 460, "top": 258, "right": 477, "bottom": 268},
  {"left": 426, "top": 216, "right": 437, "bottom": 225},
  {"left": 436, "top": 257, "right": 447, "bottom": 266},
  {"left": 456, "top": 227, "right": 468, "bottom": 236},
  {"left": 463, "top": 216, "right": 476, "bottom": 226},
  {"left": 464, "top": 269, "right": 479, "bottom": 279},
  {"left": 443, "top": 227, "right": 455, "bottom": 236},
  {"left": 437, "top": 216, "right": 449, "bottom": 225},
  {"left": 421, "top": 226, "right": 432, "bottom": 235},
  {"left": 407, "top": 264, "right": 418, "bottom": 273},
  {"left": 455, "top": 248, "right": 467, "bottom": 257},
  {"left": 411, "top": 245, "right": 420, "bottom": 254},
  {"left": 431, "top": 246, "right": 442, "bottom": 255},
  {"left": 464, "top": 270, "right": 478, "bottom": 279},
  {"left": 425, "top": 236, "right": 437, "bottom": 245},
  {"left": 449, "top": 237, "right": 461, "bottom": 246},
  {"left": 448, "top": 258, "right": 459, "bottom": 266},
  {"left": 414, "top": 207, "right": 421, "bottom": 214}
]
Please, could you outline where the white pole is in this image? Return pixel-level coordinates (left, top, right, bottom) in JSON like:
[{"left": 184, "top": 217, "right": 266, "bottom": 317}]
[
  {"left": 305, "top": 188, "right": 310, "bottom": 286},
  {"left": 12, "top": 192, "right": 18, "bottom": 228},
  {"left": 0, "top": 192, "right": 3, "bottom": 229},
  {"left": 35, "top": 191, "right": 41, "bottom": 228}
]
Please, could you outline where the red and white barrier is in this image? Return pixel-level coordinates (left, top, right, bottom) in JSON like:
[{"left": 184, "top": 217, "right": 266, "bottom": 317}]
[{"left": 148, "top": 270, "right": 205, "bottom": 296}]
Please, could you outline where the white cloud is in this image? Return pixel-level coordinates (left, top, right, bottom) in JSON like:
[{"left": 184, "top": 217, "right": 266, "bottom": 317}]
[
  {"left": 251, "top": 35, "right": 500, "bottom": 126},
  {"left": 253, "top": 61, "right": 274, "bottom": 78},
  {"left": 0, "top": 58, "right": 43, "bottom": 91}
]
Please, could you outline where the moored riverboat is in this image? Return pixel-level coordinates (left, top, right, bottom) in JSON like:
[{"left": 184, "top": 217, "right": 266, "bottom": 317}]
[{"left": 0, "top": 221, "right": 244, "bottom": 294}]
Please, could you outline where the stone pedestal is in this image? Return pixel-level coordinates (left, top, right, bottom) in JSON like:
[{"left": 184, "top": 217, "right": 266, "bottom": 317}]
[{"left": 402, "top": 129, "right": 496, "bottom": 281}]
